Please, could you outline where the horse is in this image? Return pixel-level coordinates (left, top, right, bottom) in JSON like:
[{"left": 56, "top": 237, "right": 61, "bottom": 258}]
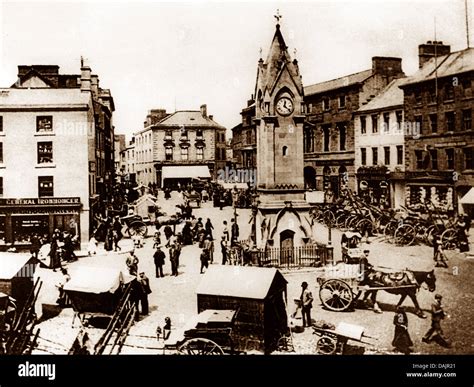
[{"left": 359, "top": 268, "right": 436, "bottom": 318}]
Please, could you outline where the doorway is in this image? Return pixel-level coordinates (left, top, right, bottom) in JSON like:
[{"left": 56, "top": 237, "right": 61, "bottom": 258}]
[{"left": 280, "top": 229, "right": 295, "bottom": 265}]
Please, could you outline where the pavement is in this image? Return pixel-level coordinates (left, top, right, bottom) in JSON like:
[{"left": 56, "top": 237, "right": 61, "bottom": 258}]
[{"left": 32, "top": 191, "right": 474, "bottom": 355}]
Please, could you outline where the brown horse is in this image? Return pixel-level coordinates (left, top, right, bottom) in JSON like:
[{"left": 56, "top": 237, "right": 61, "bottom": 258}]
[{"left": 359, "top": 269, "right": 436, "bottom": 318}]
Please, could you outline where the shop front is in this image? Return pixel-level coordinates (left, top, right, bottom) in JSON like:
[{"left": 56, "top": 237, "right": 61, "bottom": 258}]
[
  {"left": 0, "top": 197, "right": 82, "bottom": 251},
  {"left": 356, "top": 166, "right": 391, "bottom": 208}
]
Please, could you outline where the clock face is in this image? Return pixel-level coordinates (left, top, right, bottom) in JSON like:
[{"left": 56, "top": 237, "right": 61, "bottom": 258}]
[{"left": 276, "top": 97, "right": 294, "bottom": 116}]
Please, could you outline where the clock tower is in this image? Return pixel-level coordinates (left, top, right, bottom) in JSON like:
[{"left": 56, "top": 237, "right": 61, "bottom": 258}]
[{"left": 253, "top": 15, "right": 312, "bottom": 249}]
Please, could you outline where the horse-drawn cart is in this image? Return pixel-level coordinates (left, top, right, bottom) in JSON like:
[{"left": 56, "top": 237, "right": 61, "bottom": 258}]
[
  {"left": 316, "top": 262, "right": 436, "bottom": 316},
  {"left": 120, "top": 214, "right": 150, "bottom": 238}
]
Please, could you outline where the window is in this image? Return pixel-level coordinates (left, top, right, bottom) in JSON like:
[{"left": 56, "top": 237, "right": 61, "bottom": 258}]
[
  {"left": 180, "top": 128, "right": 188, "bottom": 138},
  {"left": 197, "top": 129, "right": 203, "bottom": 138},
  {"left": 428, "top": 88, "right": 437, "bottom": 104},
  {"left": 397, "top": 145, "right": 403, "bottom": 165},
  {"left": 395, "top": 111, "right": 403, "bottom": 132},
  {"left": 0, "top": 142, "right": 2, "bottom": 163},
  {"left": 463, "top": 109, "right": 472, "bottom": 130},
  {"left": 0, "top": 116, "right": 2, "bottom": 132},
  {"left": 383, "top": 113, "right": 390, "bottom": 133},
  {"left": 304, "top": 128, "right": 314, "bottom": 153},
  {"left": 445, "top": 148, "right": 455, "bottom": 169},
  {"left": 0, "top": 177, "right": 2, "bottom": 197},
  {"left": 415, "top": 90, "right": 422, "bottom": 104},
  {"left": 361, "top": 148, "right": 367, "bottom": 166},
  {"left": 429, "top": 114, "right": 438, "bottom": 133},
  {"left": 38, "top": 176, "right": 53, "bottom": 197},
  {"left": 180, "top": 147, "right": 188, "bottom": 160},
  {"left": 445, "top": 112, "right": 455, "bottom": 132},
  {"left": 282, "top": 146, "right": 288, "bottom": 156},
  {"left": 37, "top": 142, "right": 53, "bottom": 163},
  {"left": 196, "top": 147, "right": 203, "bottom": 160},
  {"left": 414, "top": 115, "right": 423, "bottom": 135},
  {"left": 371, "top": 115, "right": 378, "bottom": 133},
  {"left": 415, "top": 150, "right": 424, "bottom": 169},
  {"left": 372, "top": 147, "right": 378, "bottom": 166},
  {"left": 430, "top": 149, "right": 438, "bottom": 170},
  {"left": 322, "top": 125, "right": 330, "bottom": 152},
  {"left": 36, "top": 116, "right": 53, "bottom": 132},
  {"left": 384, "top": 146, "right": 390, "bottom": 165},
  {"left": 165, "top": 147, "right": 173, "bottom": 160},
  {"left": 338, "top": 95, "right": 346, "bottom": 109},
  {"left": 339, "top": 124, "right": 346, "bottom": 151},
  {"left": 464, "top": 147, "right": 474, "bottom": 169},
  {"left": 463, "top": 79, "right": 471, "bottom": 97},
  {"left": 165, "top": 130, "right": 172, "bottom": 139},
  {"left": 444, "top": 84, "right": 454, "bottom": 101},
  {"left": 360, "top": 116, "right": 366, "bottom": 134},
  {"left": 322, "top": 98, "right": 330, "bottom": 111}
]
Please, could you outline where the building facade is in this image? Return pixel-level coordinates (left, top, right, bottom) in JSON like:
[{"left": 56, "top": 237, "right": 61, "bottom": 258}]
[
  {"left": 231, "top": 98, "right": 257, "bottom": 174},
  {"left": 400, "top": 42, "right": 474, "bottom": 215},
  {"left": 119, "top": 138, "right": 136, "bottom": 184},
  {"left": 114, "top": 134, "right": 126, "bottom": 179},
  {"left": 354, "top": 78, "right": 406, "bottom": 209},
  {"left": 135, "top": 105, "right": 227, "bottom": 188},
  {"left": 303, "top": 57, "right": 405, "bottom": 197},
  {"left": 0, "top": 63, "right": 115, "bottom": 249}
]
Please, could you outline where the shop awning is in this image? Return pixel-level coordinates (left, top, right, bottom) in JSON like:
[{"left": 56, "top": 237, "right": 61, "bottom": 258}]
[
  {"left": 162, "top": 165, "right": 211, "bottom": 181},
  {"left": 460, "top": 187, "right": 474, "bottom": 204}
]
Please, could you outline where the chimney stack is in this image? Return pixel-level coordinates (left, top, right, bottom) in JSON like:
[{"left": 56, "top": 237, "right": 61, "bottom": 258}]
[
  {"left": 91, "top": 75, "right": 99, "bottom": 99},
  {"left": 200, "top": 104, "right": 207, "bottom": 118},
  {"left": 80, "top": 65, "right": 92, "bottom": 93},
  {"left": 418, "top": 41, "right": 451, "bottom": 68}
]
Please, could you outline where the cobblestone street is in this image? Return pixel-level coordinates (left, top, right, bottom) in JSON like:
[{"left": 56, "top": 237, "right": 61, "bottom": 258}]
[{"left": 32, "top": 192, "right": 474, "bottom": 355}]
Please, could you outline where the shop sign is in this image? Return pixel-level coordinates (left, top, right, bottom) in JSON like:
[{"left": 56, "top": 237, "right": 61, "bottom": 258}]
[{"left": 0, "top": 197, "right": 81, "bottom": 206}]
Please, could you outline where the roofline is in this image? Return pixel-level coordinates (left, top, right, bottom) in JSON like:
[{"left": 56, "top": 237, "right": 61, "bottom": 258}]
[
  {"left": 355, "top": 103, "right": 404, "bottom": 115},
  {"left": 304, "top": 70, "right": 372, "bottom": 97},
  {"left": 399, "top": 69, "right": 474, "bottom": 88}
]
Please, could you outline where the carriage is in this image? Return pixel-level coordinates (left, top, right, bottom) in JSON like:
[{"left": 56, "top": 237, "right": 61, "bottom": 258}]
[
  {"left": 340, "top": 232, "right": 364, "bottom": 264},
  {"left": 163, "top": 309, "right": 239, "bottom": 355},
  {"left": 315, "top": 262, "right": 435, "bottom": 315},
  {"left": 119, "top": 214, "right": 150, "bottom": 238}
]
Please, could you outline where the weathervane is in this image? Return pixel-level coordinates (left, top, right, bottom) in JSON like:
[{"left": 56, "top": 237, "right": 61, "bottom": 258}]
[
  {"left": 274, "top": 9, "right": 282, "bottom": 24},
  {"left": 259, "top": 47, "right": 263, "bottom": 57}
]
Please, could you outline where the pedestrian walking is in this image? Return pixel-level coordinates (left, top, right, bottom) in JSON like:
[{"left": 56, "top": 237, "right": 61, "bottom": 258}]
[
  {"left": 300, "top": 281, "right": 313, "bottom": 328},
  {"left": 220, "top": 236, "right": 228, "bottom": 265},
  {"left": 138, "top": 272, "right": 152, "bottom": 315},
  {"left": 433, "top": 236, "right": 448, "bottom": 268},
  {"left": 153, "top": 245, "right": 166, "bottom": 278},
  {"left": 422, "top": 294, "right": 451, "bottom": 348},
  {"left": 30, "top": 233, "right": 41, "bottom": 260},
  {"left": 169, "top": 243, "right": 179, "bottom": 277},
  {"left": 200, "top": 249, "right": 210, "bottom": 274},
  {"left": 205, "top": 218, "right": 214, "bottom": 240},
  {"left": 88, "top": 234, "right": 98, "bottom": 256},
  {"left": 126, "top": 253, "right": 139, "bottom": 276},
  {"left": 231, "top": 218, "right": 239, "bottom": 246},
  {"left": 203, "top": 235, "right": 214, "bottom": 264},
  {"left": 153, "top": 231, "right": 161, "bottom": 249},
  {"left": 392, "top": 306, "right": 413, "bottom": 354},
  {"left": 222, "top": 221, "right": 229, "bottom": 242}
]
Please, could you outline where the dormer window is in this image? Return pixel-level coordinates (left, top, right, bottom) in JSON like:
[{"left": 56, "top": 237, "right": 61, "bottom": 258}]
[{"left": 196, "top": 129, "right": 203, "bottom": 138}]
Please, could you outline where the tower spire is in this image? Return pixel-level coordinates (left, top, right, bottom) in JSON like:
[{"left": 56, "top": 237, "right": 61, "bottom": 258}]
[{"left": 274, "top": 9, "right": 282, "bottom": 25}]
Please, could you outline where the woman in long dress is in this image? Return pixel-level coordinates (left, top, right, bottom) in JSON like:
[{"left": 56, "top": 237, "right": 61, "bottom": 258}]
[{"left": 392, "top": 306, "right": 413, "bottom": 355}]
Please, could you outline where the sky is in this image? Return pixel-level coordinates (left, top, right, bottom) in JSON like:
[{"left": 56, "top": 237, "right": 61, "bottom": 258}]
[{"left": 0, "top": 0, "right": 471, "bottom": 140}]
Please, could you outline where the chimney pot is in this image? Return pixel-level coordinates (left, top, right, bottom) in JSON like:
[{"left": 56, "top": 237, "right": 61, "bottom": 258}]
[{"left": 200, "top": 104, "right": 207, "bottom": 118}]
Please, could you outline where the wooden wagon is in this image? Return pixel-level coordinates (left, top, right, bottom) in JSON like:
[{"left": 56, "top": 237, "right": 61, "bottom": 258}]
[{"left": 164, "top": 309, "right": 239, "bottom": 355}]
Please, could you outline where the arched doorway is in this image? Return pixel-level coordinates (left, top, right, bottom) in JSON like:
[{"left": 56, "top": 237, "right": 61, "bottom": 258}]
[
  {"left": 280, "top": 229, "right": 295, "bottom": 265},
  {"left": 304, "top": 166, "right": 316, "bottom": 189}
]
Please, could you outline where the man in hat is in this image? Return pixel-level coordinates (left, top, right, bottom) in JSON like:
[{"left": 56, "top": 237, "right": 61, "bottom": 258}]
[
  {"left": 153, "top": 245, "right": 166, "bottom": 278},
  {"left": 138, "top": 272, "right": 152, "bottom": 315},
  {"left": 422, "top": 294, "right": 451, "bottom": 347},
  {"left": 300, "top": 281, "right": 313, "bottom": 328}
]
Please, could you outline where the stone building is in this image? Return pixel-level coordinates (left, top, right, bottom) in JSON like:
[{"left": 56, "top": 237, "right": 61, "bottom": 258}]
[
  {"left": 354, "top": 77, "right": 407, "bottom": 209},
  {"left": 134, "top": 105, "right": 227, "bottom": 188},
  {"left": 0, "top": 63, "right": 115, "bottom": 248},
  {"left": 400, "top": 42, "right": 474, "bottom": 215},
  {"left": 231, "top": 97, "right": 257, "bottom": 174},
  {"left": 303, "top": 57, "right": 405, "bottom": 197}
]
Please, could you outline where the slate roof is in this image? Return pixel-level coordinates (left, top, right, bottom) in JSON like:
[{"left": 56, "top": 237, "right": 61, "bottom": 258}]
[
  {"left": 357, "top": 77, "right": 406, "bottom": 113},
  {"left": 155, "top": 111, "right": 226, "bottom": 129},
  {"left": 304, "top": 69, "right": 373, "bottom": 96},
  {"left": 0, "top": 87, "right": 90, "bottom": 108}
]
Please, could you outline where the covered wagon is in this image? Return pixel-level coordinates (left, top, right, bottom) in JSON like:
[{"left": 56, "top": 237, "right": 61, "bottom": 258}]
[
  {"left": 196, "top": 266, "right": 288, "bottom": 353},
  {"left": 63, "top": 266, "right": 135, "bottom": 321}
]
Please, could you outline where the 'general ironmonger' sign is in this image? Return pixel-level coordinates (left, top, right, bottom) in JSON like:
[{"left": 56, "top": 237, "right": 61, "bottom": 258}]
[{"left": 0, "top": 197, "right": 81, "bottom": 206}]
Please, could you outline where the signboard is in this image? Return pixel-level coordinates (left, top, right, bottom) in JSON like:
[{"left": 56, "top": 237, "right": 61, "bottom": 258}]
[{"left": 0, "top": 197, "right": 81, "bottom": 206}]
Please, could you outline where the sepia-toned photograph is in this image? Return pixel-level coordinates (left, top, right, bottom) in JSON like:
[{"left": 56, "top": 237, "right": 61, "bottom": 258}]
[{"left": 0, "top": 0, "right": 472, "bottom": 376}]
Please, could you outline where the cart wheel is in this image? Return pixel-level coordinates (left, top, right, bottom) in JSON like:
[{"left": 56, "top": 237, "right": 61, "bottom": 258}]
[
  {"left": 356, "top": 219, "right": 374, "bottom": 237},
  {"left": 425, "top": 225, "right": 438, "bottom": 246},
  {"left": 383, "top": 220, "right": 398, "bottom": 241},
  {"left": 178, "top": 338, "right": 225, "bottom": 355},
  {"left": 394, "top": 224, "right": 416, "bottom": 246},
  {"left": 316, "top": 335, "right": 337, "bottom": 355},
  {"left": 441, "top": 228, "right": 458, "bottom": 250},
  {"left": 319, "top": 279, "right": 354, "bottom": 312},
  {"left": 128, "top": 221, "right": 148, "bottom": 238}
]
